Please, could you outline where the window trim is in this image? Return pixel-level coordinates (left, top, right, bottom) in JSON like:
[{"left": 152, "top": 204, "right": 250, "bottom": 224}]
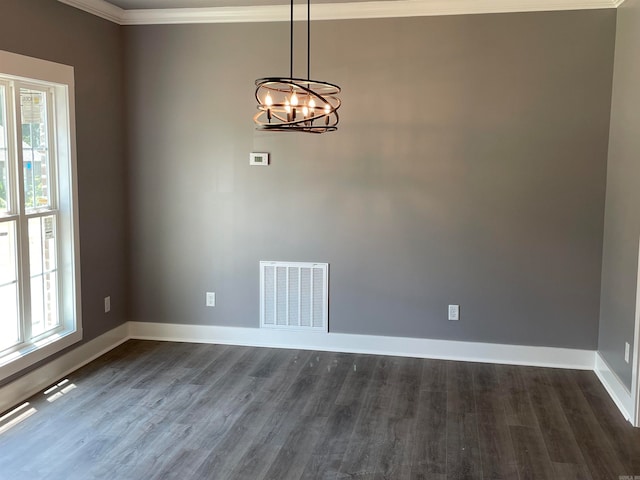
[{"left": 0, "top": 50, "right": 82, "bottom": 381}]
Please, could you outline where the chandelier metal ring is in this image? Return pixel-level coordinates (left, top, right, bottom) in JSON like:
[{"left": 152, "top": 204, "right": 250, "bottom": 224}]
[{"left": 254, "top": 77, "right": 341, "bottom": 133}]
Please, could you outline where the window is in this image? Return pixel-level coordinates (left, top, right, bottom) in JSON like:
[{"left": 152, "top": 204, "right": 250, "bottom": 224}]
[{"left": 0, "top": 50, "right": 81, "bottom": 380}]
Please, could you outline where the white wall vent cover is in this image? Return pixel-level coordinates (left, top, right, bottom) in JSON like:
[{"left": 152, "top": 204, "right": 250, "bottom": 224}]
[{"left": 260, "top": 261, "right": 329, "bottom": 332}]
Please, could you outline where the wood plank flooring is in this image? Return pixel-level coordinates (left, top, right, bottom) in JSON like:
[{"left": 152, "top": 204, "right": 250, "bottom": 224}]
[{"left": 0, "top": 340, "right": 639, "bottom": 480}]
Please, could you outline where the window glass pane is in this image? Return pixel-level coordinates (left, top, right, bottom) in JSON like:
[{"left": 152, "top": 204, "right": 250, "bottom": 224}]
[
  {"left": 31, "top": 275, "right": 44, "bottom": 336},
  {"left": 31, "top": 273, "right": 59, "bottom": 337},
  {"left": 0, "top": 284, "right": 19, "bottom": 351},
  {"left": 28, "top": 217, "right": 43, "bottom": 276},
  {"left": 44, "top": 272, "right": 58, "bottom": 333},
  {"left": 43, "top": 216, "right": 57, "bottom": 272},
  {"left": 21, "top": 88, "right": 51, "bottom": 210},
  {"left": 1, "top": 221, "right": 19, "bottom": 350},
  {"left": 29, "top": 215, "right": 59, "bottom": 337},
  {"left": 0, "top": 221, "right": 17, "bottom": 285},
  {"left": 0, "top": 85, "right": 8, "bottom": 214}
]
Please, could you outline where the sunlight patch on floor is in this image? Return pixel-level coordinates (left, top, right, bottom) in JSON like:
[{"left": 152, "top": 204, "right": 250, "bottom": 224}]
[
  {"left": 45, "top": 378, "right": 77, "bottom": 403},
  {"left": 0, "top": 402, "right": 37, "bottom": 435}
]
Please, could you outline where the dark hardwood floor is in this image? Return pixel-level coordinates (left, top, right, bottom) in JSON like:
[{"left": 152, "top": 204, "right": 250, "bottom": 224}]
[{"left": 0, "top": 340, "right": 639, "bottom": 480}]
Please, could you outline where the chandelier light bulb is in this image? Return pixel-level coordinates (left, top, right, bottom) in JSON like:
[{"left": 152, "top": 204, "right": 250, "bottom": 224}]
[
  {"left": 302, "top": 105, "right": 309, "bottom": 117},
  {"left": 285, "top": 99, "right": 291, "bottom": 113},
  {"left": 309, "top": 98, "right": 316, "bottom": 110},
  {"left": 324, "top": 104, "right": 331, "bottom": 115},
  {"left": 265, "top": 92, "right": 273, "bottom": 106},
  {"left": 291, "top": 92, "right": 299, "bottom": 106}
]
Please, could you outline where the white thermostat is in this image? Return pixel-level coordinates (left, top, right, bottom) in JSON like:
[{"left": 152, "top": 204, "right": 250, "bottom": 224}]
[{"left": 250, "top": 152, "right": 269, "bottom": 166}]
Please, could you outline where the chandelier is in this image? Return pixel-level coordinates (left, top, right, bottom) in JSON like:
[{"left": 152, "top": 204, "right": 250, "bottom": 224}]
[{"left": 253, "top": 0, "right": 341, "bottom": 133}]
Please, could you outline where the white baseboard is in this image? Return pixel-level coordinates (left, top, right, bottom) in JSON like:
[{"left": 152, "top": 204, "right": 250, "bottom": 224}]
[
  {"left": 594, "top": 352, "right": 636, "bottom": 424},
  {"left": 129, "top": 322, "right": 596, "bottom": 370},
  {"left": 0, "top": 323, "right": 130, "bottom": 415},
  {"left": 8, "top": 321, "right": 634, "bottom": 428}
]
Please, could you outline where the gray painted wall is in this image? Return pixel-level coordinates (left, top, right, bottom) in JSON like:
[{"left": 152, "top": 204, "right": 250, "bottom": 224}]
[
  {"left": 599, "top": 0, "right": 640, "bottom": 389},
  {"left": 126, "top": 10, "right": 615, "bottom": 349},
  {"left": 0, "top": 0, "right": 128, "bottom": 385}
]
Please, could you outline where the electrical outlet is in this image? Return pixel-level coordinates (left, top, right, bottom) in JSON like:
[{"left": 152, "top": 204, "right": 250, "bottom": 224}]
[
  {"left": 625, "top": 342, "right": 630, "bottom": 364},
  {"left": 104, "top": 296, "right": 111, "bottom": 313},
  {"left": 206, "top": 292, "right": 216, "bottom": 307},
  {"left": 448, "top": 304, "right": 459, "bottom": 321}
]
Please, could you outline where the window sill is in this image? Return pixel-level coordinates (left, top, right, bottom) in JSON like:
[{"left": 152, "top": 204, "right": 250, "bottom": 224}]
[{"left": 0, "top": 329, "right": 83, "bottom": 383}]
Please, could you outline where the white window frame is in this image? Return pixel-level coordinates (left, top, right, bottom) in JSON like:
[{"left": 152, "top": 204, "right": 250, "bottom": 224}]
[{"left": 0, "top": 50, "right": 82, "bottom": 381}]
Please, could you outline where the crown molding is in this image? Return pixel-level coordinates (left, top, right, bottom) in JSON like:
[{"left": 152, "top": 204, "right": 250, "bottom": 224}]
[
  {"left": 57, "top": 0, "right": 622, "bottom": 25},
  {"left": 58, "top": 0, "right": 125, "bottom": 23}
]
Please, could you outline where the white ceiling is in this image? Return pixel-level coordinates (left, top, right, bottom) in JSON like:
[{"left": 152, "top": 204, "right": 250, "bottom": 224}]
[{"left": 57, "top": 0, "right": 625, "bottom": 25}]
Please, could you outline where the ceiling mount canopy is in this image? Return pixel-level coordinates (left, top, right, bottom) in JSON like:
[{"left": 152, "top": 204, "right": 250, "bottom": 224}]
[{"left": 253, "top": 0, "right": 341, "bottom": 133}]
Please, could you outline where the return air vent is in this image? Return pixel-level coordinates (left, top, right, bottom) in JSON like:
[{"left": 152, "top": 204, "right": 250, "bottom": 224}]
[{"left": 260, "top": 261, "right": 328, "bottom": 332}]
